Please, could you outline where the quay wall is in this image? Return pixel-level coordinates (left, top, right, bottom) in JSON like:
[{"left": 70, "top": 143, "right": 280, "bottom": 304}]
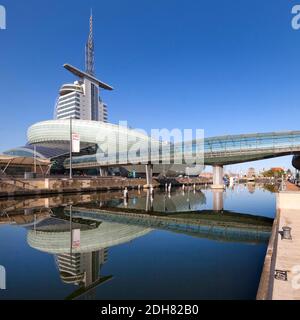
[{"left": 0, "top": 177, "right": 210, "bottom": 198}]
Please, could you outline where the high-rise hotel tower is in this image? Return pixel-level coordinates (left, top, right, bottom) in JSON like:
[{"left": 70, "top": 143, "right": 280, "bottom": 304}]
[{"left": 54, "top": 12, "right": 113, "bottom": 122}]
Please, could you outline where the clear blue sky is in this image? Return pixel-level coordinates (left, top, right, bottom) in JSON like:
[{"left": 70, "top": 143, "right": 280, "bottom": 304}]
[{"left": 0, "top": 0, "right": 299, "bottom": 172}]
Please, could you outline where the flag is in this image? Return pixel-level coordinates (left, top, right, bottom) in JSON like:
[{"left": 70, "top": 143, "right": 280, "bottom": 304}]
[
  {"left": 72, "top": 133, "right": 80, "bottom": 153},
  {"left": 72, "top": 229, "right": 81, "bottom": 248}
]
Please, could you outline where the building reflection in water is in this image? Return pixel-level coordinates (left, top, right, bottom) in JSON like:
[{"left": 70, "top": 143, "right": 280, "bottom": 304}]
[
  {"left": 55, "top": 249, "right": 108, "bottom": 299},
  {"left": 247, "top": 182, "right": 256, "bottom": 194},
  {"left": 26, "top": 208, "right": 152, "bottom": 299}
]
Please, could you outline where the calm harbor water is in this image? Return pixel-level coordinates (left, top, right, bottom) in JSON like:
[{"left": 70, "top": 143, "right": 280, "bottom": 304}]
[{"left": 0, "top": 183, "right": 276, "bottom": 300}]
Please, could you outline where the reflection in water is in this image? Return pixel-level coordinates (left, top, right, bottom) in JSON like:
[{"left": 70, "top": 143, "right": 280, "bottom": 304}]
[
  {"left": 56, "top": 249, "right": 108, "bottom": 299},
  {"left": 247, "top": 183, "right": 256, "bottom": 194},
  {"left": 212, "top": 189, "right": 223, "bottom": 211},
  {"left": 0, "top": 184, "right": 277, "bottom": 299},
  {"left": 0, "top": 183, "right": 277, "bottom": 220},
  {"left": 111, "top": 188, "right": 207, "bottom": 213},
  {"left": 27, "top": 207, "right": 151, "bottom": 299}
]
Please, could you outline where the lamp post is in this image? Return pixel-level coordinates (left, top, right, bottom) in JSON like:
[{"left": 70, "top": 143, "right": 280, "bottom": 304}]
[
  {"left": 33, "top": 145, "right": 37, "bottom": 175},
  {"left": 69, "top": 117, "right": 73, "bottom": 179}
]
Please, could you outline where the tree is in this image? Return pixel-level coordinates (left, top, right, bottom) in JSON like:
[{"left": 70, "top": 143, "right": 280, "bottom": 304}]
[{"left": 262, "top": 168, "right": 284, "bottom": 178}]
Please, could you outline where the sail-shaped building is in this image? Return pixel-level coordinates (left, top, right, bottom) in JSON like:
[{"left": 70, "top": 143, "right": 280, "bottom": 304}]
[{"left": 54, "top": 12, "right": 112, "bottom": 122}]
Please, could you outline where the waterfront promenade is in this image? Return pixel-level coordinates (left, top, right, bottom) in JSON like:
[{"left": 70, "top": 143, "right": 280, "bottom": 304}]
[{"left": 257, "top": 182, "right": 300, "bottom": 300}]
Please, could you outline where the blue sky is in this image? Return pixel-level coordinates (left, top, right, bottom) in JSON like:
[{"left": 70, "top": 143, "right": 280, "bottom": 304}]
[{"left": 0, "top": 0, "right": 299, "bottom": 172}]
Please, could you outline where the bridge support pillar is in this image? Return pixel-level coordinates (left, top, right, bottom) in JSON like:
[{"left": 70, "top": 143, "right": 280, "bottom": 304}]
[
  {"left": 212, "top": 189, "right": 224, "bottom": 212},
  {"left": 144, "top": 164, "right": 153, "bottom": 189},
  {"left": 211, "top": 165, "right": 225, "bottom": 189},
  {"left": 145, "top": 189, "right": 154, "bottom": 211},
  {"left": 99, "top": 167, "right": 109, "bottom": 177}
]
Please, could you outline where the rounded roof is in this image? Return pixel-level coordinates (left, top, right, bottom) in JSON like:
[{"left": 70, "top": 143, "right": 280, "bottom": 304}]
[
  {"left": 0, "top": 154, "right": 50, "bottom": 166},
  {"left": 27, "top": 120, "right": 151, "bottom": 148},
  {"left": 4, "top": 144, "right": 69, "bottom": 159}
]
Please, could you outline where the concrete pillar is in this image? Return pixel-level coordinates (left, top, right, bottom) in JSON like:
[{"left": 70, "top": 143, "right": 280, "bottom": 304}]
[
  {"left": 145, "top": 189, "right": 150, "bottom": 211},
  {"left": 44, "top": 198, "right": 49, "bottom": 208},
  {"left": 211, "top": 165, "right": 224, "bottom": 189},
  {"left": 144, "top": 164, "right": 153, "bottom": 188},
  {"left": 100, "top": 167, "right": 109, "bottom": 177},
  {"left": 44, "top": 178, "right": 49, "bottom": 189},
  {"left": 212, "top": 189, "right": 224, "bottom": 212}
]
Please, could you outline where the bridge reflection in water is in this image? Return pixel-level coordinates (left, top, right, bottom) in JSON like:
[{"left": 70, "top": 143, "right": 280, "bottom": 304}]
[{"left": 0, "top": 185, "right": 273, "bottom": 299}]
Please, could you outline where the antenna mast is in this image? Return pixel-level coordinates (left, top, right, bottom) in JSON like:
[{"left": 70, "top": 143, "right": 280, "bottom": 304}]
[{"left": 85, "top": 9, "right": 95, "bottom": 76}]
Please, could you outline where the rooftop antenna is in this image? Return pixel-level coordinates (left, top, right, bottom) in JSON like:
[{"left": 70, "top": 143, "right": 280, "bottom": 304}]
[{"left": 85, "top": 9, "right": 95, "bottom": 76}]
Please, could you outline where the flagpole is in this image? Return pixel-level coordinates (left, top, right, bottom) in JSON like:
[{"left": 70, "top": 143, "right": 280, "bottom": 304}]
[
  {"left": 70, "top": 117, "right": 73, "bottom": 179},
  {"left": 33, "top": 145, "right": 37, "bottom": 174}
]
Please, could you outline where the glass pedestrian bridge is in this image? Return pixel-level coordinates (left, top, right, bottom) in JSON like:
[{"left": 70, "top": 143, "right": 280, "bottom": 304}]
[
  {"left": 204, "top": 131, "right": 300, "bottom": 166},
  {"left": 65, "top": 131, "right": 300, "bottom": 168},
  {"left": 8, "top": 120, "right": 298, "bottom": 180}
]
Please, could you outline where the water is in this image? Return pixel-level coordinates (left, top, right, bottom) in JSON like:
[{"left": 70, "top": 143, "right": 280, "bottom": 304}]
[{"left": 0, "top": 183, "right": 276, "bottom": 300}]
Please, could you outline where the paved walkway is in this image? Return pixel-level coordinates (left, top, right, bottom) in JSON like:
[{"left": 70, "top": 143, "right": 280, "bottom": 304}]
[
  {"left": 272, "top": 190, "right": 300, "bottom": 300},
  {"left": 285, "top": 181, "right": 300, "bottom": 192}
]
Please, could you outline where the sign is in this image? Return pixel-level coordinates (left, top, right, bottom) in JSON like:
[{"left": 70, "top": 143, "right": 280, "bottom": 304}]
[
  {"left": 72, "top": 229, "right": 81, "bottom": 248},
  {"left": 72, "top": 133, "right": 80, "bottom": 153}
]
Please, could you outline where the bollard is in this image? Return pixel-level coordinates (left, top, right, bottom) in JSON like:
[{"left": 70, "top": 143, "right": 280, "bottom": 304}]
[
  {"left": 123, "top": 187, "right": 129, "bottom": 200},
  {"left": 282, "top": 226, "right": 292, "bottom": 240}
]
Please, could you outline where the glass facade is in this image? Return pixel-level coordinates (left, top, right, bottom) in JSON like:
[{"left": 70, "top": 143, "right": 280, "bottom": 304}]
[
  {"left": 27, "top": 120, "right": 300, "bottom": 167},
  {"left": 4, "top": 144, "right": 70, "bottom": 159},
  {"left": 56, "top": 88, "right": 82, "bottom": 120},
  {"left": 91, "top": 83, "right": 99, "bottom": 121}
]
